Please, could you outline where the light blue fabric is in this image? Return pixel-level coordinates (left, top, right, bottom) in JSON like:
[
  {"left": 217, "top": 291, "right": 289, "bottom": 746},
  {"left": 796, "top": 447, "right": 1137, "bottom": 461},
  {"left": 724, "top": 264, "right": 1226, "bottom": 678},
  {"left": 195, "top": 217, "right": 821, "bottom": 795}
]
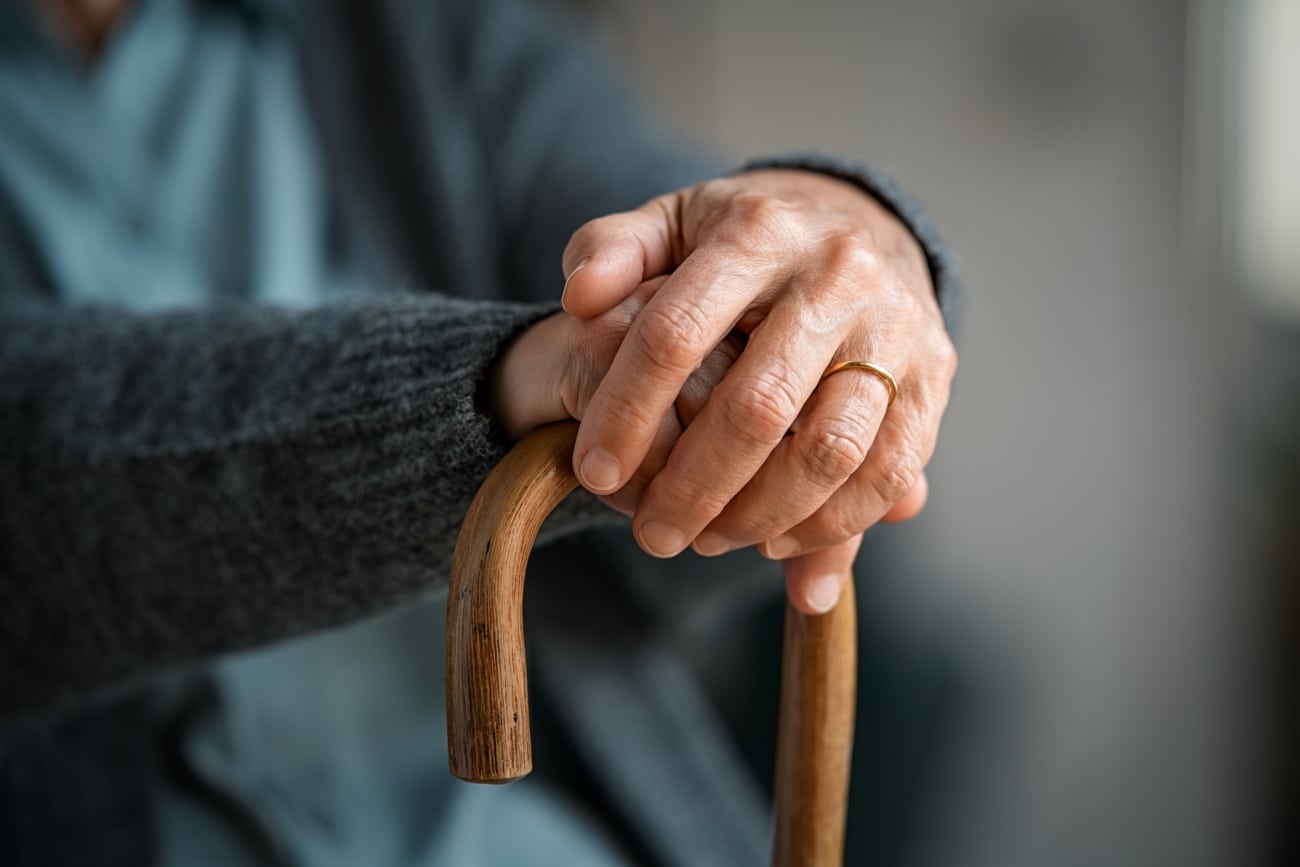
[
  {"left": 0, "top": 2, "right": 632, "bottom": 864},
  {"left": 158, "top": 600, "right": 631, "bottom": 867},
  {"left": 0, "top": 0, "right": 359, "bottom": 311}
]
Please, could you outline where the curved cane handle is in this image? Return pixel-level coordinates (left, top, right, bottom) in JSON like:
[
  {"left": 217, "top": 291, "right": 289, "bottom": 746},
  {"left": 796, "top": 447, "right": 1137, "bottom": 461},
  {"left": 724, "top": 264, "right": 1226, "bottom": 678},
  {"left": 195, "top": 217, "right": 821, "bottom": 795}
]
[
  {"left": 446, "top": 422, "right": 579, "bottom": 783},
  {"left": 446, "top": 420, "right": 857, "bottom": 866}
]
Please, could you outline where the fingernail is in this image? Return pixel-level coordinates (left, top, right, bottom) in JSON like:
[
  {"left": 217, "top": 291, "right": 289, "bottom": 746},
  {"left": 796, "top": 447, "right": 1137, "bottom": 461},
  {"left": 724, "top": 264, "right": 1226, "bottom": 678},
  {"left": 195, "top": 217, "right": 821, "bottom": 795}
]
[
  {"left": 560, "top": 257, "right": 589, "bottom": 309},
  {"left": 692, "top": 530, "right": 734, "bottom": 557},
  {"left": 579, "top": 448, "right": 621, "bottom": 493},
  {"left": 805, "top": 573, "right": 843, "bottom": 614},
  {"left": 639, "top": 521, "right": 686, "bottom": 558},
  {"left": 763, "top": 535, "right": 800, "bottom": 560}
]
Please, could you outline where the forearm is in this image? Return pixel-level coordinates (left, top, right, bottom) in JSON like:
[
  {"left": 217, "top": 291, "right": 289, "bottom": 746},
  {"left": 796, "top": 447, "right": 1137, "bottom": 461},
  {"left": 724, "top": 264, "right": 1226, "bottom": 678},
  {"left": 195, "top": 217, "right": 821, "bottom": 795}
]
[{"left": 0, "top": 291, "right": 602, "bottom": 720}]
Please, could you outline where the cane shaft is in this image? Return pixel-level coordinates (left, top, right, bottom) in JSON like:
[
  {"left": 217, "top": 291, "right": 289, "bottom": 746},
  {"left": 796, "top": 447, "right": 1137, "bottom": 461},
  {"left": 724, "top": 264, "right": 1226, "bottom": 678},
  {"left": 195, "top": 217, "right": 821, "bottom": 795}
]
[{"left": 772, "top": 583, "right": 857, "bottom": 867}]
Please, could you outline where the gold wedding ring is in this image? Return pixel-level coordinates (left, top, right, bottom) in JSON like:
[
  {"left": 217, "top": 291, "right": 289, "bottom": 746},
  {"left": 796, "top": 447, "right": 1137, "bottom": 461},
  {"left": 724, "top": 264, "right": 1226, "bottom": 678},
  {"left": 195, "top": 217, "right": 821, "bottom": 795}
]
[{"left": 820, "top": 360, "right": 899, "bottom": 407}]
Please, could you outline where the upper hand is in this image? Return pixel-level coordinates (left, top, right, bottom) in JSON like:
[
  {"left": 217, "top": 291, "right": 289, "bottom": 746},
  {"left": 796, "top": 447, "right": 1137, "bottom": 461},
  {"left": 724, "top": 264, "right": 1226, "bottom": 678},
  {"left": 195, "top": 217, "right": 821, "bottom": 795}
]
[{"left": 559, "top": 169, "right": 957, "bottom": 613}]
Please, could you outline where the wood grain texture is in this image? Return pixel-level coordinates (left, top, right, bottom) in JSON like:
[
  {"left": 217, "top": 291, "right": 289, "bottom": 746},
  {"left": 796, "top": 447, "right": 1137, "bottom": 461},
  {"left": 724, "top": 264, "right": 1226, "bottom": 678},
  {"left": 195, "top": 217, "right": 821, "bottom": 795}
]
[
  {"left": 446, "top": 421, "right": 580, "bottom": 783},
  {"left": 447, "top": 419, "right": 857, "bottom": 867},
  {"left": 772, "top": 580, "right": 858, "bottom": 867}
]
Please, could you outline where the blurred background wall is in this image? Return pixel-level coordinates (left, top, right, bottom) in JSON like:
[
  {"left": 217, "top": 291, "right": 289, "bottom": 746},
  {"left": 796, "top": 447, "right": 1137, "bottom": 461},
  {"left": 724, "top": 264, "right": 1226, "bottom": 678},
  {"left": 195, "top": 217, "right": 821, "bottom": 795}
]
[{"left": 561, "top": 1, "right": 1298, "bottom": 865}]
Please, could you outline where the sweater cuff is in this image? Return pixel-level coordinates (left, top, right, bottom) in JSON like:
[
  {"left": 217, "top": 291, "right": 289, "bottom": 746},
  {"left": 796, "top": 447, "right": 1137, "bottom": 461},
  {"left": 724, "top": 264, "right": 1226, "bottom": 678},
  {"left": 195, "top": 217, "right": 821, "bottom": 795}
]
[
  {"left": 740, "top": 154, "right": 963, "bottom": 334},
  {"left": 303, "top": 293, "right": 612, "bottom": 597},
  {"left": 308, "top": 293, "right": 552, "bottom": 568}
]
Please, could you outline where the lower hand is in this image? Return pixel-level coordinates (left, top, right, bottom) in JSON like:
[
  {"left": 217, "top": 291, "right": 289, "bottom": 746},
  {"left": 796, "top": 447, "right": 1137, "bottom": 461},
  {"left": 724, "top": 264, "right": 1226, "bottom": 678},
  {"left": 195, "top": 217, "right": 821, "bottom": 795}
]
[{"left": 487, "top": 279, "right": 741, "bottom": 519}]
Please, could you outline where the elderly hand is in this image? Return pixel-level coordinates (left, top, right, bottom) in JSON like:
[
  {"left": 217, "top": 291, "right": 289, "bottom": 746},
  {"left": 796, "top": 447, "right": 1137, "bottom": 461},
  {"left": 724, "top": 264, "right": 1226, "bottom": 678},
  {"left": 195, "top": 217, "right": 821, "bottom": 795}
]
[
  {"left": 488, "top": 278, "right": 742, "bottom": 520},
  {"left": 559, "top": 169, "right": 957, "bottom": 614}
]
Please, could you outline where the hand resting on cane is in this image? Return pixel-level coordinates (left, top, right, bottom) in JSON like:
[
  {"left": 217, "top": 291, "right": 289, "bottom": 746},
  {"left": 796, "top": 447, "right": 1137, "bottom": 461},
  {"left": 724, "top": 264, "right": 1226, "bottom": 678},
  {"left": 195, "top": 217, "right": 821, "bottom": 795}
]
[{"left": 556, "top": 170, "right": 957, "bottom": 614}]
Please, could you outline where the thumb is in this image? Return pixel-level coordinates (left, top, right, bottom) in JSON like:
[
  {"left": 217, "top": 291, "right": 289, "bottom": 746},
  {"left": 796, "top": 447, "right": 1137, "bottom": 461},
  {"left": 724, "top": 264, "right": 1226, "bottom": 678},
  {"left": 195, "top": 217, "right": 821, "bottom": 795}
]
[
  {"left": 782, "top": 534, "right": 862, "bottom": 615},
  {"left": 560, "top": 194, "right": 683, "bottom": 319}
]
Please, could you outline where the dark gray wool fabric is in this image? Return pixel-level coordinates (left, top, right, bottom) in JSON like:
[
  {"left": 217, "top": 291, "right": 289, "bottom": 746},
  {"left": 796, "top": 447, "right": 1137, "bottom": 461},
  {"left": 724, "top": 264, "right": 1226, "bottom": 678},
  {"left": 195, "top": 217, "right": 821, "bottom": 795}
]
[
  {"left": 1, "top": 293, "right": 554, "bottom": 715},
  {"left": 0, "top": 0, "right": 961, "bottom": 864}
]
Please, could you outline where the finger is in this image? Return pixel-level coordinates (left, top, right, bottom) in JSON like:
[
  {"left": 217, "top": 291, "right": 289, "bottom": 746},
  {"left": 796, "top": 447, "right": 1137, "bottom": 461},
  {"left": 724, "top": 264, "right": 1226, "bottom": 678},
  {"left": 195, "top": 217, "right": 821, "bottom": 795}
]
[
  {"left": 561, "top": 276, "right": 672, "bottom": 419},
  {"left": 561, "top": 195, "right": 681, "bottom": 319},
  {"left": 690, "top": 356, "right": 894, "bottom": 556},
  {"left": 783, "top": 534, "right": 861, "bottom": 615},
  {"left": 676, "top": 329, "right": 747, "bottom": 426},
  {"left": 600, "top": 409, "right": 682, "bottom": 518},
  {"left": 628, "top": 290, "right": 841, "bottom": 558},
  {"left": 762, "top": 380, "right": 948, "bottom": 558},
  {"left": 602, "top": 333, "right": 742, "bottom": 517},
  {"left": 880, "top": 471, "right": 928, "bottom": 523},
  {"left": 573, "top": 242, "right": 783, "bottom": 502}
]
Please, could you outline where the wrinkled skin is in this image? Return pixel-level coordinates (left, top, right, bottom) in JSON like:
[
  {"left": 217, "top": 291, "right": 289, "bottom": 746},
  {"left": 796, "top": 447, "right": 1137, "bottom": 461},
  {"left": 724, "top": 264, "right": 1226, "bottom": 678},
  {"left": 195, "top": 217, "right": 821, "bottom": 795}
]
[{"left": 496, "top": 169, "right": 956, "bottom": 614}]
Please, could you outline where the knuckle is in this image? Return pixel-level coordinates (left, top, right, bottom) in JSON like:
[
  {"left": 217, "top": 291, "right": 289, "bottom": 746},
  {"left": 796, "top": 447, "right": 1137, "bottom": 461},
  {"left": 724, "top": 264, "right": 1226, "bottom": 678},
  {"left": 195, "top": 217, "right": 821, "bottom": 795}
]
[
  {"left": 818, "top": 234, "right": 899, "bottom": 310},
  {"left": 724, "top": 509, "right": 781, "bottom": 543},
  {"left": 719, "top": 371, "right": 803, "bottom": 444},
  {"left": 827, "top": 232, "right": 883, "bottom": 277},
  {"left": 730, "top": 191, "right": 788, "bottom": 223},
  {"left": 594, "top": 387, "right": 668, "bottom": 444},
  {"left": 833, "top": 510, "right": 868, "bottom": 541},
  {"left": 820, "top": 232, "right": 919, "bottom": 304},
  {"left": 871, "top": 445, "right": 923, "bottom": 505},
  {"left": 633, "top": 301, "right": 713, "bottom": 376},
  {"left": 656, "top": 472, "right": 730, "bottom": 522},
  {"left": 803, "top": 505, "right": 861, "bottom": 547},
  {"left": 937, "top": 337, "right": 959, "bottom": 377},
  {"left": 715, "top": 193, "right": 800, "bottom": 248},
  {"left": 797, "top": 419, "right": 870, "bottom": 484}
]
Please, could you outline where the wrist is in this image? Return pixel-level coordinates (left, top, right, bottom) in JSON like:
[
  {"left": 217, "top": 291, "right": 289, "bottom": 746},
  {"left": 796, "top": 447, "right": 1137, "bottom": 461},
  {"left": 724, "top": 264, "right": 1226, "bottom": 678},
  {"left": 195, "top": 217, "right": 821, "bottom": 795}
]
[{"left": 486, "top": 313, "right": 570, "bottom": 440}]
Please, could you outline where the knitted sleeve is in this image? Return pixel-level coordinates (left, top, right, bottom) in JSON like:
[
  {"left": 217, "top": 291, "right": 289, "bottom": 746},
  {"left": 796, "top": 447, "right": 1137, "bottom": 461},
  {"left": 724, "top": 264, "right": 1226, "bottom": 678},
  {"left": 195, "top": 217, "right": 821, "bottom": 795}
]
[{"left": 0, "top": 291, "right": 613, "bottom": 720}]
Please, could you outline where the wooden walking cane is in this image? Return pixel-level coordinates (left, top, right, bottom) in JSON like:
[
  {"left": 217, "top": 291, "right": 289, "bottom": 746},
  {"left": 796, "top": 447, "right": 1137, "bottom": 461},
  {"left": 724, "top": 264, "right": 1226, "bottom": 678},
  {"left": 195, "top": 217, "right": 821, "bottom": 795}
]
[{"left": 447, "top": 421, "right": 857, "bottom": 866}]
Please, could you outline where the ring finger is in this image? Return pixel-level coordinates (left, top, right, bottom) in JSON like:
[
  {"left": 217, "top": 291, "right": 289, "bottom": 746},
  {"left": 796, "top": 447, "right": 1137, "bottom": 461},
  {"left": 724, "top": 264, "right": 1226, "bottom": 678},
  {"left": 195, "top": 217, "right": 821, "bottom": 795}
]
[
  {"left": 690, "top": 353, "right": 898, "bottom": 556},
  {"left": 759, "top": 389, "right": 939, "bottom": 558}
]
